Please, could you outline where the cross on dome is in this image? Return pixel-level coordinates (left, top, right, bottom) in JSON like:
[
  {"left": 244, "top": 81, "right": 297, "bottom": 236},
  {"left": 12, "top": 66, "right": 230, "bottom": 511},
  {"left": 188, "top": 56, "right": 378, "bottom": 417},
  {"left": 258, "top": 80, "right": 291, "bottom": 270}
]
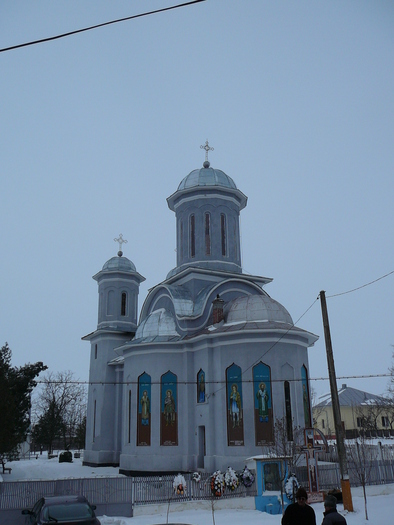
[
  {"left": 200, "top": 139, "right": 214, "bottom": 165},
  {"left": 114, "top": 233, "right": 128, "bottom": 256}
]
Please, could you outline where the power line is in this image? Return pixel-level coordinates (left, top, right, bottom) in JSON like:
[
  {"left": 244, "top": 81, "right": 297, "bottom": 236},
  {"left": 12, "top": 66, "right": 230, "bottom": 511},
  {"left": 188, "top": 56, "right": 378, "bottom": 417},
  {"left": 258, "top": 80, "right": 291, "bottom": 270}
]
[
  {"left": 326, "top": 269, "right": 394, "bottom": 299},
  {"left": 0, "top": 0, "right": 206, "bottom": 54},
  {"left": 35, "top": 372, "right": 390, "bottom": 387}
]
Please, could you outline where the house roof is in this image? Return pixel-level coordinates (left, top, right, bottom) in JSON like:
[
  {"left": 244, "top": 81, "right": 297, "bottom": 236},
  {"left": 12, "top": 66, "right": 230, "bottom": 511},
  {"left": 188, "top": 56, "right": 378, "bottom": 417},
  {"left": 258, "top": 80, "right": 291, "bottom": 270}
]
[{"left": 315, "top": 383, "right": 386, "bottom": 407}]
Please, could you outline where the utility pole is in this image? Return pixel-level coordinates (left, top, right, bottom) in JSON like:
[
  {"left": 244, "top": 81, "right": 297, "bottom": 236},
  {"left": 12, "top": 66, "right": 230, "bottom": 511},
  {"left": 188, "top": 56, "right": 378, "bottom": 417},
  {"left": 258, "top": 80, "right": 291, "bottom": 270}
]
[{"left": 319, "top": 290, "right": 353, "bottom": 511}]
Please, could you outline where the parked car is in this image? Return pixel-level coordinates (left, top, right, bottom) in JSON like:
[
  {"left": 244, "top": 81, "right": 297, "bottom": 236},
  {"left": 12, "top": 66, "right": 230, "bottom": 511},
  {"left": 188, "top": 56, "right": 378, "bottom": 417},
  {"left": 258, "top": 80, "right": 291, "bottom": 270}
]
[{"left": 22, "top": 495, "right": 100, "bottom": 524}]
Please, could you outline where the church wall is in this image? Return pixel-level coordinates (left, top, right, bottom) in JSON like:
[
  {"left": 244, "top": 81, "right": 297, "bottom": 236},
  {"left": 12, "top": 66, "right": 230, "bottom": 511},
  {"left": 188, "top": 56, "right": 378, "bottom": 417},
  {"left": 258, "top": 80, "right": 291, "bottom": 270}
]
[
  {"left": 118, "top": 332, "right": 313, "bottom": 474},
  {"left": 84, "top": 333, "right": 131, "bottom": 466}
]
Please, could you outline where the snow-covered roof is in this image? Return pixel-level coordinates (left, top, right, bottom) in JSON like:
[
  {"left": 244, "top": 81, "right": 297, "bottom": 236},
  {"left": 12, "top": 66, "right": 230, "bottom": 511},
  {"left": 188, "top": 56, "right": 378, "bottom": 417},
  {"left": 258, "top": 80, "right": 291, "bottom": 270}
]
[{"left": 315, "top": 384, "right": 386, "bottom": 407}]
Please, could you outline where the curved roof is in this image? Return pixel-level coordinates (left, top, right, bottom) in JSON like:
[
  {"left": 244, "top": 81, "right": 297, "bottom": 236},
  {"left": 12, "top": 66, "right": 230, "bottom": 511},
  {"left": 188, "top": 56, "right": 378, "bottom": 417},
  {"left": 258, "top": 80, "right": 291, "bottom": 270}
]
[
  {"left": 134, "top": 308, "right": 179, "bottom": 341},
  {"left": 177, "top": 162, "right": 237, "bottom": 191},
  {"left": 226, "top": 294, "right": 293, "bottom": 325},
  {"left": 102, "top": 255, "right": 136, "bottom": 273}
]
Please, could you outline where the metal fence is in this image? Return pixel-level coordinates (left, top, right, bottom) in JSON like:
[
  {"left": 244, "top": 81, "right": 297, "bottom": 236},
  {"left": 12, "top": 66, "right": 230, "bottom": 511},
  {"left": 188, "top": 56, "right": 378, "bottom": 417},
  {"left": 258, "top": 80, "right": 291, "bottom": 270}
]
[
  {"left": 0, "top": 471, "right": 257, "bottom": 517},
  {"left": 294, "top": 459, "right": 394, "bottom": 490},
  {"left": 132, "top": 472, "right": 257, "bottom": 506}
]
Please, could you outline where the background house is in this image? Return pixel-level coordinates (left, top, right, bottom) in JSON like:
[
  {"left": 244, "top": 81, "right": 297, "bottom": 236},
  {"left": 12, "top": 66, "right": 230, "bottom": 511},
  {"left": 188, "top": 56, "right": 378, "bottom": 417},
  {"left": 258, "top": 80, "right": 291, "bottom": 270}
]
[{"left": 313, "top": 384, "right": 393, "bottom": 439}]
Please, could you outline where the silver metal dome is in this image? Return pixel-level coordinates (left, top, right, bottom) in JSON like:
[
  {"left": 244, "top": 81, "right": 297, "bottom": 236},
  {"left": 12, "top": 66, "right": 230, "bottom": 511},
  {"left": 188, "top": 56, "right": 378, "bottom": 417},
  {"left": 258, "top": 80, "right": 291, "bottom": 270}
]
[
  {"left": 102, "top": 255, "right": 136, "bottom": 273},
  {"left": 226, "top": 294, "right": 293, "bottom": 325},
  {"left": 177, "top": 164, "right": 237, "bottom": 190}
]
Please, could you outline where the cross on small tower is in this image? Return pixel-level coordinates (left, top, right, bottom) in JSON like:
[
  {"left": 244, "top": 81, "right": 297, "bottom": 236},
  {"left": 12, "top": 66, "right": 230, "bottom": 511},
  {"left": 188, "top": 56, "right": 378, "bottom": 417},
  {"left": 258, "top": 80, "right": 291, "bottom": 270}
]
[
  {"left": 200, "top": 140, "right": 214, "bottom": 163},
  {"left": 114, "top": 233, "right": 128, "bottom": 256}
]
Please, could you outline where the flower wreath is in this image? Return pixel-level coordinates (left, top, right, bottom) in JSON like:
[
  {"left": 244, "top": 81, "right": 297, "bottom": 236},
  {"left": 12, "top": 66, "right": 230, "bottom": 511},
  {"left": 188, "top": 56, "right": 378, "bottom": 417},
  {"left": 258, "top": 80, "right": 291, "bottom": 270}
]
[
  {"left": 240, "top": 466, "right": 255, "bottom": 488},
  {"left": 173, "top": 474, "right": 187, "bottom": 495},
  {"left": 284, "top": 473, "right": 300, "bottom": 502},
  {"left": 210, "top": 470, "right": 225, "bottom": 497},
  {"left": 224, "top": 466, "right": 239, "bottom": 491},
  {"left": 192, "top": 471, "right": 201, "bottom": 483}
]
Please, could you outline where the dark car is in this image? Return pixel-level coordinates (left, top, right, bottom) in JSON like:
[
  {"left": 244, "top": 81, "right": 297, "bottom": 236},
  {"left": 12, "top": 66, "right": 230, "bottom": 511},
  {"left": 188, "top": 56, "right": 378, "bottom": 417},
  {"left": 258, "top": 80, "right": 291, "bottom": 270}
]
[{"left": 22, "top": 495, "right": 101, "bottom": 524}]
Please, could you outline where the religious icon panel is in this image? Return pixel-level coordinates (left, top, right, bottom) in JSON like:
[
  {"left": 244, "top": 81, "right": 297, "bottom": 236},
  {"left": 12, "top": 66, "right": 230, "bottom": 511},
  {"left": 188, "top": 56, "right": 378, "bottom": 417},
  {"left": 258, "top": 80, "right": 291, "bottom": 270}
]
[
  {"left": 160, "top": 370, "right": 178, "bottom": 446},
  {"left": 137, "top": 372, "right": 151, "bottom": 446},
  {"left": 226, "top": 363, "right": 244, "bottom": 446},
  {"left": 253, "top": 362, "right": 273, "bottom": 445}
]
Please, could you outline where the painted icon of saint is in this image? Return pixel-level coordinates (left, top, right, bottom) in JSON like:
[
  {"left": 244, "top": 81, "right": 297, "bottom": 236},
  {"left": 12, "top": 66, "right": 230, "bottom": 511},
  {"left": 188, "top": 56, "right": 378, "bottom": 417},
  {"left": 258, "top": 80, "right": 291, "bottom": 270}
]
[
  {"left": 140, "top": 390, "right": 150, "bottom": 426},
  {"left": 256, "top": 382, "right": 269, "bottom": 422},
  {"left": 229, "top": 384, "right": 241, "bottom": 427},
  {"left": 164, "top": 389, "right": 176, "bottom": 426}
]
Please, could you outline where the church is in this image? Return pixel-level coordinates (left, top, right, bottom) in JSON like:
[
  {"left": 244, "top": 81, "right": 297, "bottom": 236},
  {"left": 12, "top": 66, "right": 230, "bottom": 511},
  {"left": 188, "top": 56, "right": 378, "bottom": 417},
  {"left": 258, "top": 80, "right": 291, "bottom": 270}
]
[{"left": 83, "top": 144, "right": 318, "bottom": 475}]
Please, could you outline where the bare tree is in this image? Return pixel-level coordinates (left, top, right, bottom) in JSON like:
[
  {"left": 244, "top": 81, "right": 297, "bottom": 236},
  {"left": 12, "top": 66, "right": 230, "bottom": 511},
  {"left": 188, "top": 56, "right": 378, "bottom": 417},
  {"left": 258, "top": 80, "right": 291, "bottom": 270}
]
[
  {"left": 385, "top": 349, "right": 394, "bottom": 429},
  {"left": 354, "top": 401, "right": 385, "bottom": 435},
  {"left": 265, "top": 417, "right": 304, "bottom": 514},
  {"left": 346, "top": 434, "right": 375, "bottom": 520},
  {"left": 32, "top": 371, "right": 86, "bottom": 453}
]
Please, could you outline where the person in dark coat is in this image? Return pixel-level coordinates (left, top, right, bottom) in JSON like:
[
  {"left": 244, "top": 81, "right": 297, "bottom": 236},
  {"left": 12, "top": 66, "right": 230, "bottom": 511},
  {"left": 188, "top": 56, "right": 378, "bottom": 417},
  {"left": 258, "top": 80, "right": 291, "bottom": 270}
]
[
  {"left": 321, "top": 495, "right": 347, "bottom": 525},
  {"left": 281, "top": 487, "right": 316, "bottom": 525}
]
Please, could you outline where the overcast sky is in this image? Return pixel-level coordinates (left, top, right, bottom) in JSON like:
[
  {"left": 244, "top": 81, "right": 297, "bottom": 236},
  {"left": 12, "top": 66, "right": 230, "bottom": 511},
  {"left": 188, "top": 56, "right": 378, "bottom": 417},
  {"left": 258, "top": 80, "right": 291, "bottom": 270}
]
[{"left": 1, "top": 0, "right": 393, "bottom": 399}]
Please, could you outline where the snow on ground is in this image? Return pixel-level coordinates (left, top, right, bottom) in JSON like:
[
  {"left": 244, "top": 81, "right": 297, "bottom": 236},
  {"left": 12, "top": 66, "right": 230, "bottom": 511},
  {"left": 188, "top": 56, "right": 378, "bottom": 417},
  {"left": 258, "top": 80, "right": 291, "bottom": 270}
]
[
  {"left": 2, "top": 454, "right": 394, "bottom": 524},
  {"left": 3, "top": 453, "right": 124, "bottom": 481}
]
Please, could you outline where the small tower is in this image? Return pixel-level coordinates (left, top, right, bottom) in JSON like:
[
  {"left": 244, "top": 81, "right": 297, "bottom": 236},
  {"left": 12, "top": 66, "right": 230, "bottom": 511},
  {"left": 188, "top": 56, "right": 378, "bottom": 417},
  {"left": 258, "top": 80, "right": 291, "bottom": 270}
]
[
  {"left": 83, "top": 235, "right": 145, "bottom": 466},
  {"left": 94, "top": 234, "right": 145, "bottom": 332},
  {"left": 167, "top": 141, "right": 247, "bottom": 275}
]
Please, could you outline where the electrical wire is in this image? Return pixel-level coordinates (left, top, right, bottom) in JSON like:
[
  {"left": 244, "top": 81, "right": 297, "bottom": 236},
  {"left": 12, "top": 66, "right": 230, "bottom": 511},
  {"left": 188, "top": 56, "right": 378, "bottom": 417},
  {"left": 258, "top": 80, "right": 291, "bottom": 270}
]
[
  {"left": 326, "top": 270, "right": 394, "bottom": 299},
  {"left": 35, "top": 373, "right": 391, "bottom": 387},
  {"left": 0, "top": 0, "right": 206, "bottom": 53}
]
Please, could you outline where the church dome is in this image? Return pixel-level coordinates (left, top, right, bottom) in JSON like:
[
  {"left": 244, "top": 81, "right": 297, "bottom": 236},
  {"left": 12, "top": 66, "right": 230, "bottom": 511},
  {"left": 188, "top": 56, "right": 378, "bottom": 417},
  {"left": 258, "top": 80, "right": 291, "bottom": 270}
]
[
  {"left": 102, "top": 254, "right": 136, "bottom": 273},
  {"left": 135, "top": 308, "right": 179, "bottom": 340},
  {"left": 226, "top": 294, "right": 293, "bottom": 325},
  {"left": 177, "top": 161, "right": 237, "bottom": 190}
]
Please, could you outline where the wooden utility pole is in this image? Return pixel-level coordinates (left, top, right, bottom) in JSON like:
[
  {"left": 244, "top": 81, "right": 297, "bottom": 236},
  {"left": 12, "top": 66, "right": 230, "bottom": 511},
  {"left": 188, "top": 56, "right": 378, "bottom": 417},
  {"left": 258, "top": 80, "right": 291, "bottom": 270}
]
[{"left": 319, "top": 290, "right": 353, "bottom": 511}]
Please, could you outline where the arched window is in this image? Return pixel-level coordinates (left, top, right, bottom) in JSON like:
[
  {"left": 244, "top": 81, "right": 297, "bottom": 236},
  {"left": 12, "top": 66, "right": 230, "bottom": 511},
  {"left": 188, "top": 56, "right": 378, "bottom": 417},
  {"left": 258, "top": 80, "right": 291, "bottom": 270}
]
[
  {"left": 179, "top": 219, "right": 183, "bottom": 258},
  {"left": 190, "top": 214, "right": 195, "bottom": 258},
  {"left": 253, "top": 362, "right": 273, "bottom": 445},
  {"left": 107, "top": 290, "right": 115, "bottom": 315},
  {"left": 301, "top": 365, "right": 311, "bottom": 426},
  {"left": 226, "top": 363, "right": 244, "bottom": 445},
  {"left": 128, "top": 389, "right": 132, "bottom": 443},
  {"left": 93, "top": 399, "right": 97, "bottom": 442},
  {"left": 284, "top": 381, "right": 293, "bottom": 441},
  {"left": 197, "top": 369, "right": 205, "bottom": 403},
  {"left": 221, "top": 213, "right": 227, "bottom": 256},
  {"left": 137, "top": 373, "right": 151, "bottom": 446},
  {"left": 121, "top": 292, "right": 127, "bottom": 316},
  {"left": 161, "top": 371, "right": 178, "bottom": 446},
  {"left": 205, "top": 213, "right": 211, "bottom": 255},
  {"left": 233, "top": 219, "right": 238, "bottom": 259}
]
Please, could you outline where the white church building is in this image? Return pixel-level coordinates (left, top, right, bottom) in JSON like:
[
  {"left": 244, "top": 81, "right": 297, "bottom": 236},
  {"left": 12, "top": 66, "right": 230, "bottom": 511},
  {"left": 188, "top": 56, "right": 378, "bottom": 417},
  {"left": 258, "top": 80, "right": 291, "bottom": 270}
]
[{"left": 83, "top": 146, "right": 318, "bottom": 475}]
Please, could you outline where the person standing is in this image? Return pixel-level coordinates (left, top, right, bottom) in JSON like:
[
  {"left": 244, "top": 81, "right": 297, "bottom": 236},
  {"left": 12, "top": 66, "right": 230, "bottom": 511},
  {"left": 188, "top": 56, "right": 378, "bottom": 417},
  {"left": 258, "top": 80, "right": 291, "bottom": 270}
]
[
  {"left": 281, "top": 487, "right": 316, "bottom": 525},
  {"left": 321, "top": 495, "right": 347, "bottom": 524}
]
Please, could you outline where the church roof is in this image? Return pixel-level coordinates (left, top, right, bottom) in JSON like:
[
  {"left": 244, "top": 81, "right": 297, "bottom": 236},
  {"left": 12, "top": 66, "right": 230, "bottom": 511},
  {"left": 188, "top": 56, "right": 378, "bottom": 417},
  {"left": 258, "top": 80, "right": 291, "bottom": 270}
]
[
  {"left": 102, "top": 254, "right": 136, "bottom": 272},
  {"left": 133, "top": 308, "right": 180, "bottom": 342},
  {"left": 93, "top": 250, "right": 145, "bottom": 283},
  {"left": 177, "top": 161, "right": 237, "bottom": 190},
  {"left": 226, "top": 294, "right": 293, "bottom": 325}
]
